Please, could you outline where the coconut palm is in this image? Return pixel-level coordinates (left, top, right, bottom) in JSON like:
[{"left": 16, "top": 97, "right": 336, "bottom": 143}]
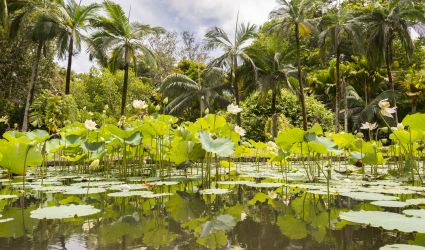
[
  {"left": 246, "top": 43, "right": 296, "bottom": 138},
  {"left": 204, "top": 21, "right": 257, "bottom": 126},
  {"left": 361, "top": 0, "right": 425, "bottom": 122},
  {"left": 41, "top": 0, "right": 99, "bottom": 95},
  {"left": 89, "top": 1, "right": 164, "bottom": 115},
  {"left": 160, "top": 68, "right": 230, "bottom": 117},
  {"left": 270, "top": 0, "right": 318, "bottom": 131},
  {"left": 319, "top": 6, "right": 363, "bottom": 132}
]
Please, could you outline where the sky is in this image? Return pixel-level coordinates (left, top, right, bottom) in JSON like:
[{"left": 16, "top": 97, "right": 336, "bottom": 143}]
[{"left": 62, "top": 0, "right": 278, "bottom": 73}]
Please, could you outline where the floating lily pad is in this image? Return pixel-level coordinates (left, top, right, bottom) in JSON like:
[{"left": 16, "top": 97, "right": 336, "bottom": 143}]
[
  {"left": 246, "top": 182, "right": 284, "bottom": 188},
  {"left": 340, "top": 192, "right": 399, "bottom": 201},
  {"left": 371, "top": 201, "right": 410, "bottom": 208},
  {"left": 149, "top": 181, "right": 179, "bottom": 186},
  {"left": 108, "top": 184, "right": 148, "bottom": 191},
  {"left": 406, "top": 199, "right": 425, "bottom": 205},
  {"left": 139, "top": 193, "right": 173, "bottom": 198},
  {"left": 30, "top": 205, "right": 101, "bottom": 219},
  {"left": 216, "top": 181, "right": 255, "bottom": 185},
  {"left": 107, "top": 191, "right": 154, "bottom": 197},
  {"left": 403, "top": 209, "right": 425, "bottom": 219},
  {"left": 199, "top": 189, "right": 231, "bottom": 195},
  {"left": 64, "top": 187, "right": 107, "bottom": 195},
  {"left": 339, "top": 210, "right": 425, "bottom": 233},
  {"left": 0, "top": 195, "right": 18, "bottom": 200},
  {"left": 380, "top": 244, "right": 425, "bottom": 250},
  {"left": 0, "top": 218, "right": 14, "bottom": 223}
]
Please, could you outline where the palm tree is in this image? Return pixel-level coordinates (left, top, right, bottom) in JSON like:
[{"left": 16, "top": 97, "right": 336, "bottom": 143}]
[
  {"left": 246, "top": 42, "right": 295, "bottom": 138},
  {"left": 270, "top": 0, "right": 318, "bottom": 131},
  {"left": 204, "top": 20, "right": 257, "bottom": 126},
  {"left": 160, "top": 67, "right": 230, "bottom": 117},
  {"left": 11, "top": 0, "right": 60, "bottom": 131},
  {"left": 43, "top": 0, "right": 99, "bottom": 95},
  {"left": 361, "top": 0, "right": 425, "bottom": 122},
  {"left": 89, "top": 1, "right": 164, "bottom": 115},
  {"left": 319, "top": 6, "right": 363, "bottom": 132}
]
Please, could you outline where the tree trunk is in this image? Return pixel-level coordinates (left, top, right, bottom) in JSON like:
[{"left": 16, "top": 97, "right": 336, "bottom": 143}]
[
  {"left": 271, "top": 81, "right": 278, "bottom": 139},
  {"left": 295, "top": 24, "right": 308, "bottom": 131},
  {"left": 65, "top": 37, "right": 73, "bottom": 95},
  {"left": 232, "top": 56, "right": 241, "bottom": 126},
  {"left": 385, "top": 35, "right": 398, "bottom": 123},
  {"left": 343, "top": 79, "right": 348, "bottom": 132},
  {"left": 412, "top": 97, "right": 417, "bottom": 113},
  {"left": 22, "top": 42, "right": 43, "bottom": 132},
  {"left": 335, "top": 46, "right": 341, "bottom": 132},
  {"left": 120, "top": 47, "right": 130, "bottom": 116}
]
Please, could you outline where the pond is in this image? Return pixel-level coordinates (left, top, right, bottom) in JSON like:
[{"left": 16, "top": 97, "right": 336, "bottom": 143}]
[{"left": 0, "top": 163, "right": 424, "bottom": 250}]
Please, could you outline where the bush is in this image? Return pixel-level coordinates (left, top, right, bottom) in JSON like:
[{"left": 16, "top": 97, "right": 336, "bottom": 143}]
[{"left": 240, "top": 89, "right": 334, "bottom": 141}]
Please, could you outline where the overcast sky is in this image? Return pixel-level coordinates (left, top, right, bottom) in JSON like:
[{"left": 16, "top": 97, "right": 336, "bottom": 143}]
[{"left": 62, "top": 0, "right": 278, "bottom": 73}]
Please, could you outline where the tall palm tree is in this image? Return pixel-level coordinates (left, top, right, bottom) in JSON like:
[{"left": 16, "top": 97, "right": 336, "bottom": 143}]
[
  {"left": 10, "top": 0, "right": 60, "bottom": 131},
  {"left": 319, "top": 6, "right": 363, "bottom": 132},
  {"left": 361, "top": 0, "right": 425, "bottom": 122},
  {"left": 43, "top": 0, "right": 99, "bottom": 95},
  {"left": 89, "top": 0, "right": 164, "bottom": 115},
  {"left": 204, "top": 20, "right": 257, "bottom": 126},
  {"left": 246, "top": 42, "right": 295, "bottom": 138},
  {"left": 270, "top": 0, "right": 318, "bottom": 131},
  {"left": 160, "top": 67, "right": 230, "bottom": 117}
]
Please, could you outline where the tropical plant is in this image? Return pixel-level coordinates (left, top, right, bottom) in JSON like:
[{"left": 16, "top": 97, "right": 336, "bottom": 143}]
[
  {"left": 204, "top": 21, "right": 257, "bottom": 126},
  {"left": 160, "top": 67, "right": 230, "bottom": 118},
  {"left": 89, "top": 0, "right": 164, "bottom": 115},
  {"left": 319, "top": 5, "right": 363, "bottom": 132},
  {"left": 361, "top": 0, "right": 425, "bottom": 122},
  {"left": 270, "top": 0, "right": 319, "bottom": 130}
]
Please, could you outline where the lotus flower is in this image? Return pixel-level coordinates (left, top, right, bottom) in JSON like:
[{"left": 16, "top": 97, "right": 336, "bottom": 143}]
[
  {"left": 391, "top": 123, "right": 404, "bottom": 131},
  {"left": 84, "top": 120, "right": 97, "bottom": 130},
  {"left": 267, "top": 141, "right": 278, "bottom": 151},
  {"left": 234, "top": 125, "right": 246, "bottom": 137},
  {"left": 241, "top": 211, "right": 247, "bottom": 221},
  {"left": 132, "top": 100, "right": 148, "bottom": 110},
  {"left": 360, "top": 122, "right": 378, "bottom": 131},
  {"left": 227, "top": 103, "right": 243, "bottom": 114},
  {"left": 378, "top": 99, "right": 397, "bottom": 118}
]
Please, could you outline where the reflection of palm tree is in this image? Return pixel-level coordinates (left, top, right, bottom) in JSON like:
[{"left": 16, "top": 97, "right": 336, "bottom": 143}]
[
  {"left": 89, "top": 1, "right": 164, "bottom": 115},
  {"left": 270, "top": 0, "right": 318, "bottom": 131},
  {"left": 43, "top": 0, "right": 99, "bottom": 95},
  {"left": 247, "top": 44, "right": 295, "bottom": 138},
  {"left": 361, "top": 0, "right": 425, "bottom": 122},
  {"left": 160, "top": 68, "right": 230, "bottom": 117},
  {"left": 205, "top": 21, "right": 257, "bottom": 125},
  {"left": 319, "top": 6, "right": 362, "bottom": 132}
]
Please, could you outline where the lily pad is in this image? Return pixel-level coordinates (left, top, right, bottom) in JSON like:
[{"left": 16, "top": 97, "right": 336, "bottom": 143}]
[
  {"left": 340, "top": 192, "right": 399, "bottom": 201},
  {"left": 64, "top": 187, "right": 107, "bottom": 195},
  {"left": 149, "top": 181, "right": 180, "bottom": 186},
  {"left": 0, "top": 218, "right": 14, "bottom": 223},
  {"left": 0, "top": 195, "right": 18, "bottom": 200},
  {"left": 30, "top": 205, "right": 101, "bottom": 219},
  {"left": 199, "top": 189, "right": 231, "bottom": 195},
  {"left": 403, "top": 209, "right": 425, "bottom": 219},
  {"left": 370, "top": 201, "right": 410, "bottom": 208},
  {"left": 406, "top": 199, "right": 425, "bottom": 205},
  {"left": 246, "top": 182, "right": 284, "bottom": 188},
  {"left": 107, "top": 191, "right": 154, "bottom": 197},
  {"left": 339, "top": 210, "right": 425, "bottom": 233},
  {"left": 380, "top": 244, "right": 425, "bottom": 250},
  {"left": 108, "top": 184, "right": 148, "bottom": 191}
]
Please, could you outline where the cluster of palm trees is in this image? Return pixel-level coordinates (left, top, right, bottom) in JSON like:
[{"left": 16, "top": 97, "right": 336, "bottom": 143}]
[
  {"left": 3, "top": 0, "right": 162, "bottom": 131},
  {"left": 2, "top": 0, "right": 425, "bottom": 135}
]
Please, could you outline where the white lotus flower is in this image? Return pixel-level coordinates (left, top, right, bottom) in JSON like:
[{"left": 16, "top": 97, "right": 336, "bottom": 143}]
[
  {"left": 241, "top": 211, "right": 247, "bottom": 221},
  {"left": 227, "top": 103, "right": 243, "bottom": 114},
  {"left": 268, "top": 190, "right": 278, "bottom": 199},
  {"left": 378, "top": 98, "right": 397, "bottom": 118},
  {"left": 84, "top": 120, "right": 97, "bottom": 130},
  {"left": 391, "top": 123, "right": 405, "bottom": 131},
  {"left": 132, "top": 100, "right": 148, "bottom": 110},
  {"left": 360, "top": 122, "right": 378, "bottom": 131},
  {"left": 267, "top": 141, "right": 278, "bottom": 151},
  {"left": 234, "top": 125, "right": 246, "bottom": 137}
]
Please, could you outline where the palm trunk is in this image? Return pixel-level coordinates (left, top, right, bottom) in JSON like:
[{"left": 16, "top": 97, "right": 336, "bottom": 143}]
[
  {"left": 335, "top": 46, "right": 341, "bottom": 132},
  {"left": 65, "top": 37, "right": 73, "bottom": 95},
  {"left": 295, "top": 24, "right": 308, "bottom": 131},
  {"left": 385, "top": 35, "right": 398, "bottom": 123},
  {"left": 343, "top": 79, "right": 348, "bottom": 132},
  {"left": 120, "top": 47, "right": 129, "bottom": 116},
  {"left": 22, "top": 42, "right": 43, "bottom": 132},
  {"left": 271, "top": 82, "right": 278, "bottom": 139},
  {"left": 232, "top": 56, "right": 241, "bottom": 126}
]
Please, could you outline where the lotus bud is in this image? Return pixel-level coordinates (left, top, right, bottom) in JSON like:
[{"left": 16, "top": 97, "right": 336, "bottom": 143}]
[
  {"left": 356, "top": 132, "right": 364, "bottom": 139},
  {"left": 381, "top": 127, "right": 388, "bottom": 133},
  {"left": 204, "top": 108, "right": 210, "bottom": 114},
  {"left": 381, "top": 139, "right": 388, "bottom": 144},
  {"left": 89, "top": 159, "right": 100, "bottom": 169},
  {"left": 155, "top": 105, "right": 161, "bottom": 111},
  {"left": 163, "top": 97, "right": 169, "bottom": 104}
]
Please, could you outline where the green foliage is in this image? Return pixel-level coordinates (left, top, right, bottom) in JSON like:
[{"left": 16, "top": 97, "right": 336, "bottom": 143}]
[{"left": 241, "top": 89, "right": 334, "bottom": 141}]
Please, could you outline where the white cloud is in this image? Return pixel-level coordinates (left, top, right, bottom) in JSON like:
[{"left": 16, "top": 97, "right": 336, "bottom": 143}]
[{"left": 60, "top": 0, "right": 278, "bottom": 73}]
